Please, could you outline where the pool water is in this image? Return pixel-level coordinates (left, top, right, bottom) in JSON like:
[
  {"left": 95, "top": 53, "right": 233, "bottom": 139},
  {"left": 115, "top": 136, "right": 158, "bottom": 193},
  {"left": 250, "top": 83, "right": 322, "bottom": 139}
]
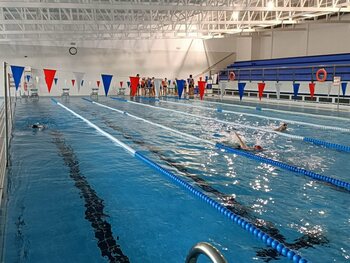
[{"left": 3, "top": 96, "right": 350, "bottom": 263}]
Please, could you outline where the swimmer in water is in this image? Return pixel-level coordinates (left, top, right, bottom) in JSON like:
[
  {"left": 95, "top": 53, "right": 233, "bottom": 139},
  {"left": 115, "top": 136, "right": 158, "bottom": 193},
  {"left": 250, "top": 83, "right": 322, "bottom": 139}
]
[
  {"left": 274, "top": 122, "right": 288, "bottom": 132},
  {"left": 31, "top": 123, "right": 45, "bottom": 130},
  {"left": 233, "top": 131, "right": 263, "bottom": 151}
]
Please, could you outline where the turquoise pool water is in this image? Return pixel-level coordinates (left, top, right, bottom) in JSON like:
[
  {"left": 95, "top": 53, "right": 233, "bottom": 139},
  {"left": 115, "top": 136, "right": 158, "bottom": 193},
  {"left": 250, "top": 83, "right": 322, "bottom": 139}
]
[{"left": 3, "top": 96, "right": 350, "bottom": 263}]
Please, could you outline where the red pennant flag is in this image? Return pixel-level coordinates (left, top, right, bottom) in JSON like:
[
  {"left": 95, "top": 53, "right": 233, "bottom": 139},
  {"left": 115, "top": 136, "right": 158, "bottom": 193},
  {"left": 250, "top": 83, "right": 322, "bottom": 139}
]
[
  {"left": 71, "top": 79, "right": 76, "bottom": 87},
  {"left": 198, "top": 81, "right": 206, "bottom": 100},
  {"left": 120, "top": 81, "right": 123, "bottom": 88},
  {"left": 309, "top": 83, "right": 315, "bottom": 98},
  {"left": 43, "top": 69, "right": 56, "bottom": 93},
  {"left": 130, "top": 76, "right": 140, "bottom": 97},
  {"left": 258, "top": 82, "right": 266, "bottom": 100},
  {"left": 97, "top": 80, "right": 100, "bottom": 87}
]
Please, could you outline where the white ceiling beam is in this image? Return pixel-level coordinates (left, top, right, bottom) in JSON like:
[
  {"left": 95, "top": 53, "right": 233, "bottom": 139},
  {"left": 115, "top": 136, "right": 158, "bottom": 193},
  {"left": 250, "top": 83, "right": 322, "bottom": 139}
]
[{"left": 0, "top": 2, "right": 349, "bottom": 12}]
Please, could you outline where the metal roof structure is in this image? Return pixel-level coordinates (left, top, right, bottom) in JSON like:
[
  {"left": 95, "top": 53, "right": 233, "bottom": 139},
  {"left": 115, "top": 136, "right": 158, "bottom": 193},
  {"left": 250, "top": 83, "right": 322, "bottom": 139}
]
[{"left": 0, "top": 0, "right": 349, "bottom": 43}]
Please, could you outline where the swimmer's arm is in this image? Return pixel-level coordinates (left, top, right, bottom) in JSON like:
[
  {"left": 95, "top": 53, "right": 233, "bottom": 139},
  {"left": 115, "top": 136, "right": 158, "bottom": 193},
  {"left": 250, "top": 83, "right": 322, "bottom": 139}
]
[{"left": 234, "top": 132, "right": 247, "bottom": 149}]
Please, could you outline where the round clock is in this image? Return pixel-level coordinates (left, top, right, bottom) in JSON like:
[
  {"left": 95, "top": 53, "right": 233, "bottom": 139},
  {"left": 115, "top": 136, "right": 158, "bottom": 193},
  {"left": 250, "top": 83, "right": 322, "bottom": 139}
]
[{"left": 69, "top": 47, "right": 77, "bottom": 55}]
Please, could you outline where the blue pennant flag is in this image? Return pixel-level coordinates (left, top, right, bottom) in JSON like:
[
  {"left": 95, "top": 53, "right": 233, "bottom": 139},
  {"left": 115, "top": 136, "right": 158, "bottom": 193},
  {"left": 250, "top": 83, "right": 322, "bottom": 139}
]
[
  {"left": 54, "top": 78, "right": 58, "bottom": 85},
  {"left": 238, "top": 82, "right": 246, "bottom": 101},
  {"left": 10, "top": 65, "right": 25, "bottom": 91},
  {"left": 127, "top": 81, "right": 131, "bottom": 88},
  {"left": 101, "top": 74, "right": 113, "bottom": 96},
  {"left": 26, "top": 75, "right": 31, "bottom": 82},
  {"left": 205, "top": 76, "right": 209, "bottom": 82},
  {"left": 293, "top": 83, "right": 300, "bottom": 99},
  {"left": 341, "top": 82, "right": 347, "bottom": 97},
  {"left": 176, "top": 79, "right": 185, "bottom": 99}
]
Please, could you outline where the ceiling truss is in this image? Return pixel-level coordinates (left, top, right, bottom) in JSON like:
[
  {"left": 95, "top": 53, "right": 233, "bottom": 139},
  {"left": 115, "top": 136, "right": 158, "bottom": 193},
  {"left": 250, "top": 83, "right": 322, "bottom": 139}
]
[{"left": 0, "top": 0, "right": 349, "bottom": 42}]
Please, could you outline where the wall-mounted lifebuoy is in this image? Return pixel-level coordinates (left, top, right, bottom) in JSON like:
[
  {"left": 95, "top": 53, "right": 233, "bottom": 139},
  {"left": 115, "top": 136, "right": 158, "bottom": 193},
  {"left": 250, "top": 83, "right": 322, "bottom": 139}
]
[
  {"left": 229, "top": 71, "right": 235, "bottom": 81},
  {"left": 316, "top": 68, "right": 327, "bottom": 82}
]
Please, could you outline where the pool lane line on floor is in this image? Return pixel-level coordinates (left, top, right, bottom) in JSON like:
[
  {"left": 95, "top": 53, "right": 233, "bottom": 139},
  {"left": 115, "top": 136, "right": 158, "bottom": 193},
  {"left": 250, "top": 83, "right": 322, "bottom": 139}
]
[
  {"left": 52, "top": 98, "right": 308, "bottom": 263},
  {"left": 178, "top": 98, "right": 350, "bottom": 122},
  {"left": 160, "top": 100, "right": 350, "bottom": 133},
  {"left": 85, "top": 98, "right": 350, "bottom": 193},
  {"left": 110, "top": 97, "right": 350, "bottom": 153}
]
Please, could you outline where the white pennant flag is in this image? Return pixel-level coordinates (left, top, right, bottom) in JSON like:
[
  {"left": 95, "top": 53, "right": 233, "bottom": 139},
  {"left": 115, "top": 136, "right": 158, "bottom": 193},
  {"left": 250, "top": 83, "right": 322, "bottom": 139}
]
[
  {"left": 73, "top": 72, "right": 85, "bottom": 92},
  {"left": 154, "top": 79, "right": 162, "bottom": 98},
  {"left": 327, "top": 82, "right": 332, "bottom": 97},
  {"left": 275, "top": 82, "right": 281, "bottom": 99},
  {"left": 219, "top": 81, "right": 227, "bottom": 99}
]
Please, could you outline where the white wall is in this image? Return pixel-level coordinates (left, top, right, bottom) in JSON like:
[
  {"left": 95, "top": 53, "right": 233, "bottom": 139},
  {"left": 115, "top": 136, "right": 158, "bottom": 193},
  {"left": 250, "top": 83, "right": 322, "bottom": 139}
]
[
  {"left": 0, "top": 38, "right": 236, "bottom": 96},
  {"left": 251, "top": 22, "right": 350, "bottom": 60}
]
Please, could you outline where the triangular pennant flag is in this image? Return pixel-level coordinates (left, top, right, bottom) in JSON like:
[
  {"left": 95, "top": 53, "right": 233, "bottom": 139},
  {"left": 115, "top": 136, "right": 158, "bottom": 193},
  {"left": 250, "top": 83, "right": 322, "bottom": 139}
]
[
  {"left": 130, "top": 76, "right": 140, "bottom": 97},
  {"left": 97, "top": 80, "right": 101, "bottom": 88},
  {"left": 293, "top": 83, "right": 300, "bottom": 99},
  {"left": 43, "top": 69, "right": 56, "bottom": 93},
  {"left": 154, "top": 79, "right": 162, "bottom": 98},
  {"left": 258, "top": 82, "right": 266, "bottom": 100},
  {"left": 81, "top": 80, "right": 84, "bottom": 86},
  {"left": 73, "top": 72, "right": 85, "bottom": 92},
  {"left": 309, "top": 82, "right": 316, "bottom": 99},
  {"left": 238, "top": 82, "right": 246, "bottom": 101},
  {"left": 10, "top": 65, "right": 25, "bottom": 91},
  {"left": 220, "top": 81, "right": 227, "bottom": 99},
  {"left": 54, "top": 78, "right": 58, "bottom": 85},
  {"left": 176, "top": 79, "right": 185, "bottom": 99},
  {"left": 198, "top": 81, "right": 206, "bottom": 100},
  {"left": 341, "top": 82, "right": 347, "bottom": 97},
  {"left": 275, "top": 82, "right": 281, "bottom": 99},
  {"left": 127, "top": 81, "right": 131, "bottom": 88},
  {"left": 120, "top": 81, "right": 123, "bottom": 88},
  {"left": 101, "top": 74, "right": 113, "bottom": 96},
  {"left": 71, "top": 79, "right": 76, "bottom": 87},
  {"left": 26, "top": 75, "right": 31, "bottom": 82}
]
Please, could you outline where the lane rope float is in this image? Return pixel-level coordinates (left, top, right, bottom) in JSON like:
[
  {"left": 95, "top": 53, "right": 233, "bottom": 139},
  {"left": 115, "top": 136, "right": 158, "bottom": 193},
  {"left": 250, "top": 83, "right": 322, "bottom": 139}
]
[
  {"left": 52, "top": 98, "right": 308, "bottom": 263},
  {"left": 84, "top": 98, "right": 350, "bottom": 192},
  {"left": 161, "top": 100, "right": 350, "bottom": 133},
  {"left": 182, "top": 98, "right": 350, "bottom": 122},
  {"left": 110, "top": 97, "right": 350, "bottom": 153},
  {"left": 216, "top": 143, "right": 350, "bottom": 192}
]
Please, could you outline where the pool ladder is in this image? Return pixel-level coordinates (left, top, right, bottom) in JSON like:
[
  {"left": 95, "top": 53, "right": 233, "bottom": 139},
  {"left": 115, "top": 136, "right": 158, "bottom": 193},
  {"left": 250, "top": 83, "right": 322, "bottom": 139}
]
[{"left": 185, "top": 242, "right": 228, "bottom": 263}]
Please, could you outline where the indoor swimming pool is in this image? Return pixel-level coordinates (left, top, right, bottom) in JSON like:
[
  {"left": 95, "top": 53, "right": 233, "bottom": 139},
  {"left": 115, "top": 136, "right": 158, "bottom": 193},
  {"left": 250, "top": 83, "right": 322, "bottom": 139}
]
[{"left": 3, "top": 96, "right": 350, "bottom": 263}]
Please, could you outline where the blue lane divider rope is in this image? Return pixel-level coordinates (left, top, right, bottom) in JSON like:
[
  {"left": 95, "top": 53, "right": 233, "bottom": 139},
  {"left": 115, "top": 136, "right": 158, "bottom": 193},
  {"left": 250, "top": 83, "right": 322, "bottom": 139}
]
[
  {"left": 112, "top": 97, "right": 128, "bottom": 102},
  {"left": 195, "top": 98, "right": 350, "bottom": 122},
  {"left": 303, "top": 137, "right": 350, "bottom": 153},
  {"left": 135, "top": 152, "right": 308, "bottom": 263},
  {"left": 110, "top": 97, "right": 350, "bottom": 154},
  {"left": 162, "top": 99, "right": 350, "bottom": 133},
  {"left": 84, "top": 98, "right": 348, "bottom": 194},
  {"left": 54, "top": 98, "right": 308, "bottom": 263},
  {"left": 216, "top": 143, "right": 350, "bottom": 192}
]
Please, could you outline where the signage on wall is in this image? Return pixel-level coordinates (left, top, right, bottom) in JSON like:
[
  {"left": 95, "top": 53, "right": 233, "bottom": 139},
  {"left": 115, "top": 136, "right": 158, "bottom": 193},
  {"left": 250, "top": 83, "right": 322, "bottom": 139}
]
[{"left": 333, "top": 76, "right": 341, "bottom": 86}]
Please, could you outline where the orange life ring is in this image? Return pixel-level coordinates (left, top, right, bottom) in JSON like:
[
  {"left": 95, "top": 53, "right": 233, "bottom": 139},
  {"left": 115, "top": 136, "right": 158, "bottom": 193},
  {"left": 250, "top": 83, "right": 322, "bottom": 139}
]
[
  {"left": 229, "top": 71, "right": 235, "bottom": 81},
  {"left": 316, "top": 68, "right": 327, "bottom": 82}
]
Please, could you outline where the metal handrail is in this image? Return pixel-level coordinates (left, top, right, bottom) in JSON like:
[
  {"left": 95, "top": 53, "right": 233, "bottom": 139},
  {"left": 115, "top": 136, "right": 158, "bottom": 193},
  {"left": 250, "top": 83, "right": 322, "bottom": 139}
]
[
  {"left": 185, "top": 242, "right": 228, "bottom": 263},
  {"left": 225, "top": 62, "right": 350, "bottom": 72}
]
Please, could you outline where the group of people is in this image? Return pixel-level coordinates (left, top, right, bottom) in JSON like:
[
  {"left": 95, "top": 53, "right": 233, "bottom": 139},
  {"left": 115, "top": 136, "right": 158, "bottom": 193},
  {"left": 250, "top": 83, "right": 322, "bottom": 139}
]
[{"left": 131, "top": 74, "right": 196, "bottom": 98}]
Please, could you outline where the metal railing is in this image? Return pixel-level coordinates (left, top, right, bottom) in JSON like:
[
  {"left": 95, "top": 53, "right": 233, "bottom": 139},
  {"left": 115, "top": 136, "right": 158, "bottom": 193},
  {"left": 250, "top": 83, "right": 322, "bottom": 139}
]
[{"left": 185, "top": 242, "right": 228, "bottom": 263}]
